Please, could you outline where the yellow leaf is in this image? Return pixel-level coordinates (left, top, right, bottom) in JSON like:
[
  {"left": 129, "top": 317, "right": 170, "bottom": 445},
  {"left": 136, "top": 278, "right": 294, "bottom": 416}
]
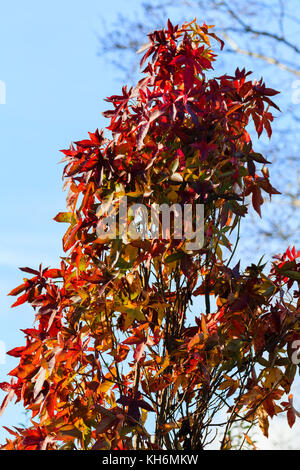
[
  {"left": 115, "top": 302, "right": 146, "bottom": 329},
  {"left": 243, "top": 433, "right": 257, "bottom": 449},
  {"left": 124, "top": 308, "right": 145, "bottom": 329},
  {"left": 140, "top": 409, "right": 148, "bottom": 425},
  {"left": 98, "top": 368, "right": 116, "bottom": 394},
  {"left": 201, "top": 314, "right": 209, "bottom": 340},
  {"left": 168, "top": 190, "right": 178, "bottom": 203},
  {"left": 264, "top": 367, "right": 283, "bottom": 389},
  {"left": 257, "top": 406, "right": 269, "bottom": 438},
  {"left": 154, "top": 355, "right": 170, "bottom": 378},
  {"left": 215, "top": 243, "right": 223, "bottom": 261},
  {"left": 161, "top": 422, "right": 180, "bottom": 434}
]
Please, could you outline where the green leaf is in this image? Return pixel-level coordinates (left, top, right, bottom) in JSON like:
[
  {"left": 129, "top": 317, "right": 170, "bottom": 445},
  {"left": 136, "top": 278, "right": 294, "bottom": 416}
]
[
  {"left": 284, "top": 270, "right": 300, "bottom": 280},
  {"left": 165, "top": 251, "right": 183, "bottom": 263}
]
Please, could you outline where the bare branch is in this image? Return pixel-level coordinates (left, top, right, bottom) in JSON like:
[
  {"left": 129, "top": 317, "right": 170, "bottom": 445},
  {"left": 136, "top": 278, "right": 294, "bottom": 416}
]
[{"left": 222, "top": 32, "right": 300, "bottom": 76}]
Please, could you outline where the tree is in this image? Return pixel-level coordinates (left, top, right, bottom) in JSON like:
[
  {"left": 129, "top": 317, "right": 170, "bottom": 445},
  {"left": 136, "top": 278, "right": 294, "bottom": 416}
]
[
  {"left": 1, "top": 19, "right": 300, "bottom": 450},
  {"left": 98, "top": 0, "right": 300, "bottom": 254}
]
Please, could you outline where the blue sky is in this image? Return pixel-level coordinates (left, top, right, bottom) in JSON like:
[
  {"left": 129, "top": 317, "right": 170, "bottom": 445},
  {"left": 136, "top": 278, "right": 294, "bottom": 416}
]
[{"left": 0, "top": 0, "right": 138, "bottom": 439}]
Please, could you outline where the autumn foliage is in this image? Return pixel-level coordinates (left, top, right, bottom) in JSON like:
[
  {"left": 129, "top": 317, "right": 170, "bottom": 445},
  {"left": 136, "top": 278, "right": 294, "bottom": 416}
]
[{"left": 1, "top": 19, "right": 300, "bottom": 450}]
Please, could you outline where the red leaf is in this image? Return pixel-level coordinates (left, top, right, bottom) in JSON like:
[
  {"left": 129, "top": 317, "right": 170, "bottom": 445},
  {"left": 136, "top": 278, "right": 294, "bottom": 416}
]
[
  {"left": 252, "top": 186, "right": 264, "bottom": 217},
  {"left": 43, "top": 269, "right": 62, "bottom": 279},
  {"left": 287, "top": 408, "right": 296, "bottom": 428},
  {"left": 0, "top": 382, "right": 12, "bottom": 392},
  {"left": 19, "top": 267, "right": 39, "bottom": 275},
  {"left": 11, "top": 292, "right": 29, "bottom": 308},
  {"left": 8, "top": 283, "right": 27, "bottom": 296},
  {"left": 7, "top": 346, "right": 25, "bottom": 358}
]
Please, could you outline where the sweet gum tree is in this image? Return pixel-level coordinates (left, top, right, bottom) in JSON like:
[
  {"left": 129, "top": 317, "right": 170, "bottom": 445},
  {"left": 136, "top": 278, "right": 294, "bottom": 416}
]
[{"left": 1, "top": 19, "right": 300, "bottom": 450}]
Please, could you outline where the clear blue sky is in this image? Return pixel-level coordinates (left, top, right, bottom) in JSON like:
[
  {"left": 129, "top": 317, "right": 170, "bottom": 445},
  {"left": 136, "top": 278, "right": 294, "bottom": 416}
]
[{"left": 0, "top": 0, "right": 137, "bottom": 440}]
